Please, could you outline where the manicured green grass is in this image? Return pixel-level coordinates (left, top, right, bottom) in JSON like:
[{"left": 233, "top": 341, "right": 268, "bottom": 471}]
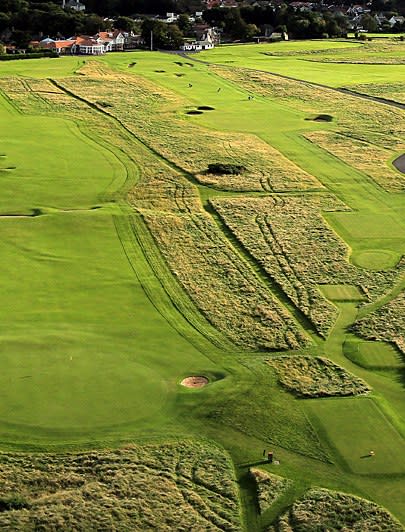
[
  {"left": 0, "top": 98, "right": 124, "bottom": 212},
  {"left": 305, "top": 397, "right": 405, "bottom": 474},
  {"left": 197, "top": 42, "right": 405, "bottom": 86},
  {"left": 0, "top": 94, "right": 227, "bottom": 444},
  {"left": 320, "top": 284, "right": 365, "bottom": 301},
  {"left": 344, "top": 340, "right": 404, "bottom": 369},
  {"left": 0, "top": 56, "right": 82, "bottom": 78},
  {"left": 0, "top": 211, "right": 221, "bottom": 440}
]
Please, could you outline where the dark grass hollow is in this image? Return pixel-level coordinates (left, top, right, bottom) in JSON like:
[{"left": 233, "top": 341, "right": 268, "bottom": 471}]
[
  {"left": 197, "top": 106, "right": 215, "bottom": 111},
  {"left": 314, "top": 114, "right": 334, "bottom": 122},
  {"left": 186, "top": 110, "right": 203, "bottom": 115},
  {"left": 392, "top": 154, "right": 405, "bottom": 174}
]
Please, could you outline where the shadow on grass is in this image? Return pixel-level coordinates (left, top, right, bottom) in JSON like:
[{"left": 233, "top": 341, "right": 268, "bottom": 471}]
[{"left": 238, "top": 459, "right": 271, "bottom": 468}]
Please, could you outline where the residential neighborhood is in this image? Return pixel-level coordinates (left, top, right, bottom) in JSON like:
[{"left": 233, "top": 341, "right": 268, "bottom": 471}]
[{"left": 0, "top": 0, "right": 404, "bottom": 56}]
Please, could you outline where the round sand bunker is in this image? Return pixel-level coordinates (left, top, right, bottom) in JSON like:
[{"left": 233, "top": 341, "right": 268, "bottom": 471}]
[{"left": 180, "top": 376, "right": 209, "bottom": 388}]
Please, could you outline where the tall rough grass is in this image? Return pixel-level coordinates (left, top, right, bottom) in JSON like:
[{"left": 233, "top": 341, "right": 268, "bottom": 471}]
[{"left": 0, "top": 441, "right": 242, "bottom": 531}]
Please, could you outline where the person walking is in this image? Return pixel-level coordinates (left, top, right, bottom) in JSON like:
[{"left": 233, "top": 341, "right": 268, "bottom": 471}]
[{"left": 267, "top": 451, "right": 273, "bottom": 463}]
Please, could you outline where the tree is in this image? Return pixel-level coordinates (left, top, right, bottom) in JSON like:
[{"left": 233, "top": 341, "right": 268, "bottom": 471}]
[
  {"left": 166, "top": 24, "right": 184, "bottom": 49},
  {"left": 115, "top": 16, "right": 138, "bottom": 32},
  {"left": 245, "top": 23, "right": 259, "bottom": 40},
  {"left": 224, "top": 8, "right": 247, "bottom": 40},
  {"left": 177, "top": 13, "right": 192, "bottom": 35},
  {"left": 79, "top": 13, "right": 107, "bottom": 34},
  {"left": 141, "top": 18, "right": 184, "bottom": 50},
  {"left": 0, "top": 13, "right": 11, "bottom": 32},
  {"left": 360, "top": 13, "right": 378, "bottom": 32}
]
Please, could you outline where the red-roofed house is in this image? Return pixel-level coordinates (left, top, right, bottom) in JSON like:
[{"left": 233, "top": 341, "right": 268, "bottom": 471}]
[
  {"left": 38, "top": 37, "right": 76, "bottom": 54},
  {"left": 71, "top": 36, "right": 104, "bottom": 55},
  {"left": 96, "top": 30, "right": 125, "bottom": 51}
]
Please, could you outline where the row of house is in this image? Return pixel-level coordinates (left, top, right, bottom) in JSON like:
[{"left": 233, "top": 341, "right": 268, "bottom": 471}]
[{"left": 34, "top": 30, "right": 142, "bottom": 55}]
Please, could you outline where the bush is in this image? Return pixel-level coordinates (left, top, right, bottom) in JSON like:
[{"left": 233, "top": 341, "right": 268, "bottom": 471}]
[
  {"left": 0, "top": 51, "right": 58, "bottom": 61},
  {"left": 207, "top": 163, "right": 245, "bottom": 175},
  {"left": 0, "top": 494, "right": 29, "bottom": 511}
]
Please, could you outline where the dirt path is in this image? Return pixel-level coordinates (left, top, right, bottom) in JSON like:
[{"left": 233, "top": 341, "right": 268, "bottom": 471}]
[
  {"left": 393, "top": 154, "right": 405, "bottom": 173},
  {"left": 179, "top": 52, "right": 405, "bottom": 111}
]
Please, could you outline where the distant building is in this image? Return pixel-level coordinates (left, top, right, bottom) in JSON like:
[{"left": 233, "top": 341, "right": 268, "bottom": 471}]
[
  {"left": 62, "top": 0, "right": 86, "bottom": 12},
  {"left": 39, "top": 37, "right": 76, "bottom": 54},
  {"left": 388, "top": 15, "right": 405, "bottom": 27},
  {"left": 96, "top": 30, "right": 125, "bottom": 52},
  {"left": 181, "top": 28, "right": 218, "bottom": 51},
  {"left": 71, "top": 36, "right": 104, "bottom": 54},
  {"left": 37, "top": 30, "right": 142, "bottom": 55}
]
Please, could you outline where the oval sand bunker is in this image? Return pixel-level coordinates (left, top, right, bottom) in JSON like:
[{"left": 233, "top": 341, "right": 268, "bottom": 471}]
[{"left": 181, "top": 376, "right": 209, "bottom": 388}]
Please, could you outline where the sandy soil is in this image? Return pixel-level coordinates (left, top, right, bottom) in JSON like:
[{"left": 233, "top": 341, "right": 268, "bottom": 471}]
[{"left": 180, "top": 376, "right": 209, "bottom": 388}]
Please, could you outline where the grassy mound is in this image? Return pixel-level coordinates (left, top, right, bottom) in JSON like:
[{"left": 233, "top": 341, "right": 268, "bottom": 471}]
[
  {"left": 0, "top": 441, "right": 241, "bottom": 531},
  {"left": 250, "top": 468, "right": 292, "bottom": 514},
  {"left": 276, "top": 488, "right": 403, "bottom": 531},
  {"left": 267, "top": 355, "right": 371, "bottom": 397}
]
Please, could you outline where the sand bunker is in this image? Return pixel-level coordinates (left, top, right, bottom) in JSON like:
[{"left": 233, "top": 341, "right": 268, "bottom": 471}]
[
  {"left": 180, "top": 376, "right": 209, "bottom": 388},
  {"left": 186, "top": 110, "right": 203, "bottom": 115},
  {"left": 393, "top": 154, "right": 405, "bottom": 174}
]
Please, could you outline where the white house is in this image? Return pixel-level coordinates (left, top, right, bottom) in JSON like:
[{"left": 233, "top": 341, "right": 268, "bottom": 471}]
[
  {"left": 388, "top": 15, "right": 405, "bottom": 27},
  {"left": 62, "top": 0, "right": 86, "bottom": 11},
  {"left": 181, "top": 27, "right": 217, "bottom": 52},
  {"left": 71, "top": 36, "right": 104, "bottom": 55},
  {"left": 181, "top": 40, "right": 214, "bottom": 51},
  {"left": 96, "top": 30, "right": 125, "bottom": 52}
]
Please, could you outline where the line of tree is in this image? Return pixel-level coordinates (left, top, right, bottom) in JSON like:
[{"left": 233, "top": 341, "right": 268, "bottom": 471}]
[{"left": 204, "top": 6, "right": 350, "bottom": 40}]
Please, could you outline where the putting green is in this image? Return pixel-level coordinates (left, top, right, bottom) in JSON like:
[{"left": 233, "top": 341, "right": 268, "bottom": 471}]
[
  {"left": 351, "top": 249, "right": 402, "bottom": 270},
  {"left": 305, "top": 398, "right": 405, "bottom": 475},
  {"left": 320, "top": 284, "right": 365, "bottom": 301}
]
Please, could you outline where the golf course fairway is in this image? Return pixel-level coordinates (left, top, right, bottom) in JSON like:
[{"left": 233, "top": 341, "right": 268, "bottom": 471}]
[{"left": 0, "top": 38, "right": 404, "bottom": 529}]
